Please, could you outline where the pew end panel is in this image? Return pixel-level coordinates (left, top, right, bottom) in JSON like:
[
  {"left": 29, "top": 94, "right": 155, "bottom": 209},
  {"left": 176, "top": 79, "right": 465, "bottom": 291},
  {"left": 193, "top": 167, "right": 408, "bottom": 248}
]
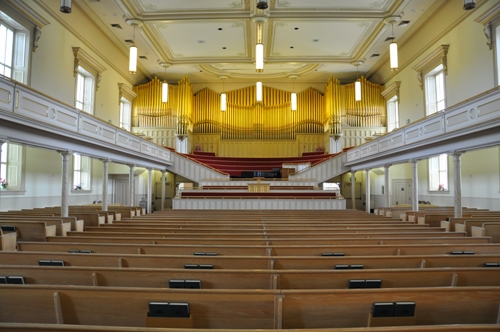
[{"left": 0, "top": 230, "right": 17, "bottom": 251}]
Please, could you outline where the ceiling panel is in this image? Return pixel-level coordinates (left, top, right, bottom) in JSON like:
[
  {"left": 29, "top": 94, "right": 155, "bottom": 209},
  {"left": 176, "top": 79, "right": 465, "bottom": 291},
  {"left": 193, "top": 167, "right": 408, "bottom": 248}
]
[
  {"left": 154, "top": 20, "right": 249, "bottom": 59},
  {"left": 270, "top": 19, "right": 379, "bottom": 58}
]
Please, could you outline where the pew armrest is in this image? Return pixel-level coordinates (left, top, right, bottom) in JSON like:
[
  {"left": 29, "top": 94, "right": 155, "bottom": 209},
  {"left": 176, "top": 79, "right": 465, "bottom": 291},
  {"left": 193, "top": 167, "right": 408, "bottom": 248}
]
[{"left": 0, "top": 231, "right": 17, "bottom": 251}]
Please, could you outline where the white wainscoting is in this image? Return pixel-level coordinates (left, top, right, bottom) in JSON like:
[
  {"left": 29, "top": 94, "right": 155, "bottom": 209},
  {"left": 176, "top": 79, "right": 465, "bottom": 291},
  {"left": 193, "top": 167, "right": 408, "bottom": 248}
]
[{"left": 173, "top": 198, "right": 346, "bottom": 210}]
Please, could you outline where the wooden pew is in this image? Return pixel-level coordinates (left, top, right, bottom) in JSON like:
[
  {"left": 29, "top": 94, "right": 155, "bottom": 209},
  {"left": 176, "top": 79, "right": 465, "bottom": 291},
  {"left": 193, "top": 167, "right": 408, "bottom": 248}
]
[
  {"left": 1, "top": 265, "right": 500, "bottom": 290},
  {"left": 0, "top": 285, "right": 499, "bottom": 328},
  {"left": 472, "top": 223, "right": 500, "bottom": 243},
  {"left": 81, "top": 226, "right": 448, "bottom": 237},
  {"left": 0, "top": 322, "right": 498, "bottom": 332},
  {"left": 442, "top": 217, "right": 500, "bottom": 232},
  {"left": 0, "top": 230, "right": 16, "bottom": 251},
  {"left": 0, "top": 221, "right": 56, "bottom": 241},
  {"left": 0, "top": 217, "right": 72, "bottom": 236},
  {"left": 17, "top": 241, "right": 500, "bottom": 257},
  {"left": 46, "top": 234, "right": 493, "bottom": 246},
  {"left": 455, "top": 220, "right": 500, "bottom": 236},
  {"left": 0, "top": 215, "right": 83, "bottom": 232},
  {"left": 1, "top": 251, "right": 500, "bottom": 270}
]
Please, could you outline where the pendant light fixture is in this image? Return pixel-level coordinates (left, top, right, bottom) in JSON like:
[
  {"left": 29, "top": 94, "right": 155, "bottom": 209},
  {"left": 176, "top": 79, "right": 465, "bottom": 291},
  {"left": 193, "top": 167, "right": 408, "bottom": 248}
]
[
  {"left": 289, "top": 74, "right": 298, "bottom": 111},
  {"left": 219, "top": 75, "right": 228, "bottom": 111},
  {"left": 126, "top": 20, "right": 142, "bottom": 75},
  {"left": 60, "top": 0, "right": 72, "bottom": 13},
  {"left": 256, "top": 81, "right": 263, "bottom": 102},
  {"left": 160, "top": 62, "right": 169, "bottom": 103},
  {"left": 351, "top": 61, "right": 363, "bottom": 102},
  {"left": 389, "top": 23, "right": 398, "bottom": 71},
  {"left": 384, "top": 16, "right": 401, "bottom": 72},
  {"left": 463, "top": 0, "right": 476, "bottom": 10},
  {"left": 253, "top": 16, "right": 267, "bottom": 72}
]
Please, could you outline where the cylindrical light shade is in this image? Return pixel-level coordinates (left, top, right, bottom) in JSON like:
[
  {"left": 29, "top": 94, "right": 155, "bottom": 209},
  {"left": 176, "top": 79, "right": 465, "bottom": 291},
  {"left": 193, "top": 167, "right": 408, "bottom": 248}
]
[
  {"left": 463, "top": 0, "right": 476, "bottom": 10},
  {"left": 291, "top": 92, "right": 297, "bottom": 111},
  {"left": 256, "top": 81, "right": 263, "bottom": 102},
  {"left": 60, "top": 0, "right": 72, "bottom": 13},
  {"left": 129, "top": 45, "right": 137, "bottom": 75},
  {"left": 256, "top": 43, "right": 264, "bottom": 72},
  {"left": 390, "top": 41, "right": 398, "bottom": 71},
  {"left": 355, "top": 81, "right": 361, "bottom": 101},
  {"left": 221, "top": 93, "right": 227, "bottom": 111},
  {"left": 162, "top": 82, "right": 168, "bottom": 103}
]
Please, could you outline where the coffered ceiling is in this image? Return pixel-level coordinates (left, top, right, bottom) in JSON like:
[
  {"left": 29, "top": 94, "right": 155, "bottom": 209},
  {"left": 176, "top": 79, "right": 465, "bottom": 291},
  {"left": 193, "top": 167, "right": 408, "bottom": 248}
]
[{"left": 74, "top": 0, "right": 444, "bottom": 84}]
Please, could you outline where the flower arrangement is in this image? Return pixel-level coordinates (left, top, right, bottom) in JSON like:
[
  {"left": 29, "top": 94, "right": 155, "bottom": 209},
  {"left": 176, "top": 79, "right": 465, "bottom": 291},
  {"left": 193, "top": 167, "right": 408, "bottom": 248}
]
[
  {"left": 438, "top": 184, "right": 446, "bottom": 191},
  {"left": 74, "top": 183, "right": 82, "bottom": 190},
  {"left": 0, "top": 177, "right": 7, "bottom": 189}
]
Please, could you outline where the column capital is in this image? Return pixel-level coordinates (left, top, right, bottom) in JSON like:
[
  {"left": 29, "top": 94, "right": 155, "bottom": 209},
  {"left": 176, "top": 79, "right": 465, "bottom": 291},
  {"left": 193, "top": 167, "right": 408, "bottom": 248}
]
[
  {"left": 383, "top": 163, "right": 392, "bottom": 169},
  {"left": 0, "top": 139, "right": 8, "bottom": 146},
  {"left": 409, "top": 158, "right": 420, "bottom": 164},
  {"left": 99, "top": 158, "right": 112, "bottom": 163},
  {"left": 57, "top": 150, "right": 73, "bottom": 156},
  {"left": 450, "top": 150, "right": 466, "bottom": 157}
]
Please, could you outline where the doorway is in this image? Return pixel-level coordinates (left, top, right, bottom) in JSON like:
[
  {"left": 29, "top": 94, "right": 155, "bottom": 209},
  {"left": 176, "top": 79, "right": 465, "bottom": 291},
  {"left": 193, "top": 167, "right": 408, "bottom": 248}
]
[{"left": 393, "top": 179, "right": 412, "bottom": 206}]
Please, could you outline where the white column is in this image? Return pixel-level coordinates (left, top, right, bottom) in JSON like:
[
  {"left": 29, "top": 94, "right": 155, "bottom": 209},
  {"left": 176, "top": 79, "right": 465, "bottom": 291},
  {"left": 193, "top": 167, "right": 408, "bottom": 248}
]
[
  {"left": 0, "top": 140, "right": 5, "bottom": 211},
  {"left": 351, "top": 171, "right": 356, "bottom": 210},
  {"left": 147, "top": 168, "right": 153, "bottom": 214},
  {"left": 101, "top": 159, "right": 109, "bottom": 211},
  {"left": 453, "top": 152, "right": 464, "bottom": 218},
  {"left": 411, "top": 159, "right": 419, "bottom": 212},
  {"left": 365, "top": 169, "right": 371, "bottom": 213},
  {"left": 384, "top": 164, "right": 391, "bottom": 207},
  {"left": 161, "top": 170, "right": 166, "bottom": 210},
  {"left": 59, "top": 151, "right": 71, "bottom": 217},
  {"left": 129, "top": 165, "right": 134, "bottom": 206}
]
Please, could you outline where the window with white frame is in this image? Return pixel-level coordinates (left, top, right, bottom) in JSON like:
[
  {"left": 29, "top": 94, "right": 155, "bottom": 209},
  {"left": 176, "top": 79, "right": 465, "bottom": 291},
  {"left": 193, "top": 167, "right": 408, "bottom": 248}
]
[
  {"left": 1, "top": 142, "right": 23, "bottom": 191},
  {"left": 425, "top": 64, "right": 446, "bottom": 116},
  {"left": 0, "top": 19, "right": 29, "bottom": 82},
  {"left": 429, "top": 154, "right": 448, "bottom": 192},
  {"left": 0, "top": 7, "right": 33, "bottom": 193},
  {"left": 120, "top": 97, "right": 132, "bottom": 131},
  {"left": 75, "top": 66, "right": 95, "bottom": 114},
  {"left": 387, "top": 95, "right": 399, "bottom": 132},
  {"left": 73, "top": 154, "right": 91, "bottom": 191}
]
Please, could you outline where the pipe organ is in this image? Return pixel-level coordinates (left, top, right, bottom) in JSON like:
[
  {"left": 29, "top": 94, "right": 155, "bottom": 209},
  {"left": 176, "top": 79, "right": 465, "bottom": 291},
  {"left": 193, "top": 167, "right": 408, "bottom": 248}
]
[{"left": 132, "top": 75, "right": 386, "bottom": 145}]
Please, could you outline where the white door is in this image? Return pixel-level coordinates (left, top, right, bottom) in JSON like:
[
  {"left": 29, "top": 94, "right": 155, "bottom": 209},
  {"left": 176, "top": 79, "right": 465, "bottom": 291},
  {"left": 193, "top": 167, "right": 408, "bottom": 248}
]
[
  {"left": 393, "top": 180, "right": 412, "bottom": 206},
  {"left": 115, "top": 180, "right": 129, "bottom": 205}
]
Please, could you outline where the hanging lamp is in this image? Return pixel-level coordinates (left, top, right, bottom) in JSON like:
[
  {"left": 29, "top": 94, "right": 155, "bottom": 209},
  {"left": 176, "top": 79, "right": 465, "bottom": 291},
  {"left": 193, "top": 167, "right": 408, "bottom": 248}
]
[
  {"left": 126, "top": 20, "right": 142, "bottom": 75},
  {"left": 219, "top": 75, "right": 228, "bottom": 111},
  {"left": 289, "top": 74, "right": 298, "bottom": 111},
  {"left": 256, "top": 81, "right": 263, "bottom": 102},
  {"left": 160, "top": 62, "right": 169, "bottom": 103},
  {"left": 384, "top": 16, "right": 401, "bottom": 72},
  {"left": 351, "top": 61, "right": 363, "bottom": 102}
]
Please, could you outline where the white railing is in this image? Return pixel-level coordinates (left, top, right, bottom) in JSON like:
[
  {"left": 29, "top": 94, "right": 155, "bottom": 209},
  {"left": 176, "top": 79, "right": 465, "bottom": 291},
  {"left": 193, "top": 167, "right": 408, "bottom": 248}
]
[
  {"left": 346, "top": 86, "right": 500, "bottom": 164},
  {"left": 290, "top": 153, "right": 349, "bottom": 183},
  {"left": 0, "top": 77, "right": 170, "bottom": 163}
]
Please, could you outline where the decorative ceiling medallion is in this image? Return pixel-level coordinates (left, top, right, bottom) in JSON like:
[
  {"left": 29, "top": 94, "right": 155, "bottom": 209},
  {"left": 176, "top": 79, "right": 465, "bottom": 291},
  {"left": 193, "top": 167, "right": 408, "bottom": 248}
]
[
  {"left": 369, "top": 1, "right": 385, "bottom": 8},
  {"left": 143, "top": 3, "right": 158, "bottom": 11},
  {"left": 277, "top": 0, "right": 291, "bottom": 7},
  {"left": 357, "top": 22, "right": 369, "bottom": 28},
  {"left": 275, "top": 21, "right": 288, "bottom": 28},
  {"left": 155, "top": 23, "right": 168, "bottom": 29},
  {"left": 229, "top": 1, "right": 244, "bottom": 9},
  {"left": 231, "top": 22, "right": 245, "bottom": 28}
]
